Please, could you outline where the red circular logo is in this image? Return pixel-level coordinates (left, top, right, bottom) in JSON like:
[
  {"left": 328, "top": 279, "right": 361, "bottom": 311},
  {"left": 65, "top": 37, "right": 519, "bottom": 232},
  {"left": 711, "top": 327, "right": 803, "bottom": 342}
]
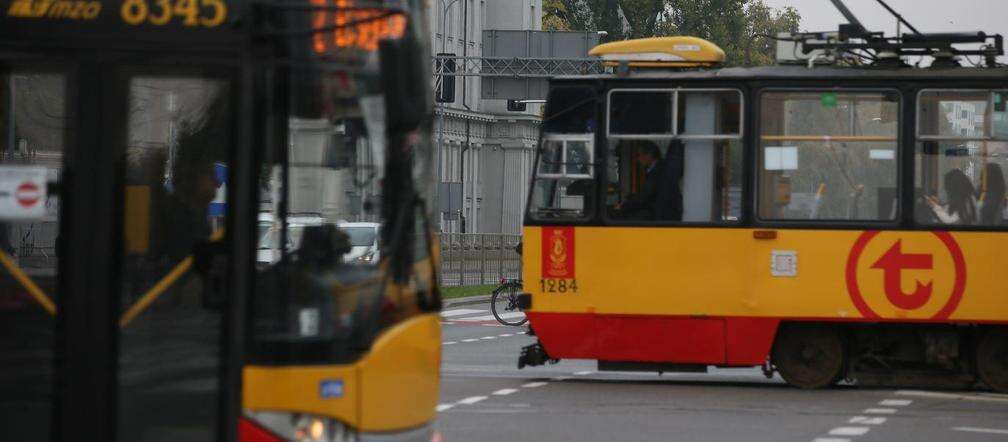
[
  {"left": 14, "top": 182, "right": 40, "bottom": 208},
  {"left": 845, "top": 231, "right": 966, "bottom": 320}
]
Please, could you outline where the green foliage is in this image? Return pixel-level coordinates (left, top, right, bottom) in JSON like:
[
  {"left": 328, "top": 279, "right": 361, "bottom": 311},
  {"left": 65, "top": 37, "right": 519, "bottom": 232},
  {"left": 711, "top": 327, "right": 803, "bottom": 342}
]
[{"left": 544, "top": 0, "right": 801, "bottom": 66}]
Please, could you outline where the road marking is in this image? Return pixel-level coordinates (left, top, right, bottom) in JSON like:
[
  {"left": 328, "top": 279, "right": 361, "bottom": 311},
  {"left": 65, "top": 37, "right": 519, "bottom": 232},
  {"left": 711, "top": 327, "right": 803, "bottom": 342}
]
[
  {"left": 436, "top": 404, "right": 454, "bottom": 412},
  {"left": 480, "top": 336, "right": 496, "bottom": 340},
  {"left": 457, "top": 396, "right": 487, "bottom": 405},
  {"left": 462, "top": 339, "right": 478, "bottom": 342},
  {"left": 481, "top": 324, "right": 501, "bottom": 327},
  {"left": 457, "top": 312, "right": 525, "bottom": 322},
  {"left": 849, "top": 416, "right": 886, "bottom": 425},
  {"left": 573, "top": 370, "right": 594, "bottom": 376},
  {"left": 522, "top": 381, "right": 548, "bottom": 388},
  {"left": 879, "top": 399, "right": 912, "bottom": 406},
  {"left": 442, "top": 341, "right": 457, "bottom": 345},
  {"left": 492, "top": 388, "right": 518, "bottom": 396},
  {"left": 896, "top": 390, "right": 1008, "bottom": 404},
  {"left": 499, "top": 333, "right": 514, "bottom": 337},
  {"left": 813, "top": 439, "right": 850, "bottom": 442},
  {"left": 828, "top": 427, "right": 869, "bottom": 436},
  {"left": 863, "top": 408, "right": 897, "bottom": 414},
  {"left": 440, "top": 309, "right": 484, "bottom": 318},
  {"left": 952, "top": 427, "right": 1008, "bottom": 435}
]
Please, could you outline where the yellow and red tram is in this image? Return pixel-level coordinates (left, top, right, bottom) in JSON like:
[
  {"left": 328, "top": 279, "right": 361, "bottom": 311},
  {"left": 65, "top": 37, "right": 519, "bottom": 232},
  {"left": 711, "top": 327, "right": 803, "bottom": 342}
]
[{"left": 518, "top": 35, "right": 1008, "bottom": 392}]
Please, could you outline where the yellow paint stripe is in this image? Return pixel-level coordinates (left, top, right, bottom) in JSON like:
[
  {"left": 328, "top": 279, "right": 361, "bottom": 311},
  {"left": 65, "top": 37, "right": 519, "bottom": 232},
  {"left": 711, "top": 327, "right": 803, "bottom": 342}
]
[
  {"left": 119, "top": 256, "right": 192, "bottom": 328},
  {"left": 0, "top": 249, "right": 55, "bottom": 316},
  {"left": 119, "top": 229, "right": 224, "bottom": 328}
]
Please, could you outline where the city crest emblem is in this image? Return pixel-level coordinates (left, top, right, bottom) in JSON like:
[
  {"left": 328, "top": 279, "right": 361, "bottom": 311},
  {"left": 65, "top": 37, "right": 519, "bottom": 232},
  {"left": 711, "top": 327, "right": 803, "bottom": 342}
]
[{"left": 541, "top": 227, "right": 574, "bottom": 278}]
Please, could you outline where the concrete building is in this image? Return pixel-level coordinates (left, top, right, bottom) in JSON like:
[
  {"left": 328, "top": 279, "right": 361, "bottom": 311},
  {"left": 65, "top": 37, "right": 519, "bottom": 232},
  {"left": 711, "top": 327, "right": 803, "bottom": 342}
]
[{"left": 429, "top": 0, "right": 543, "bottom": 234}]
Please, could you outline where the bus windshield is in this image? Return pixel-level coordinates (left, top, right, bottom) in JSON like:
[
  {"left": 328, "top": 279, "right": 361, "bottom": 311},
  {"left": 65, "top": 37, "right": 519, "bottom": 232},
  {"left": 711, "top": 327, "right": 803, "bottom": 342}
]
[{"left": 250, "top": 10, "right": 435, "bottom": 365}]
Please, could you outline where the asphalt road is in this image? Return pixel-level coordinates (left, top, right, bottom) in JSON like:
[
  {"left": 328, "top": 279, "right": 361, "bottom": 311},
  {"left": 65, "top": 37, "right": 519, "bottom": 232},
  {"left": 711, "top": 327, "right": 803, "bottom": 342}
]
[{"left": 437, "top": 301, "right": 1008, "bottom": 442}]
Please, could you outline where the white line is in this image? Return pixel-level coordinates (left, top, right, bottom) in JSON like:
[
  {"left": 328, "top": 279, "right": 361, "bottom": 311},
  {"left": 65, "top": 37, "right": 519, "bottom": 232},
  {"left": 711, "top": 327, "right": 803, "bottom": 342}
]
[
  {"left": 442, "top": 341, "right": 457, "bottom": 345},
  {"left": 863, "top": 408, "right": 897, "bottom": 414},
  {"left": 457, "top": 396, "right": 487, "bottom": 405},
  {"left": 436, "top": 404, "right": 454, "bottom": 412},
  {"left": 522, "top": 381, "right": 548, "bottom": 388},
  {"left": 896, "top": 390, "right": 1008, "bottom": 404},
  {"left": 440, "top": 309, "right": 485, "bottom": 318},
  {"left": 952, "top": 427, "right": 1008, "bottom": 435},
  {"left": 457, "top": 313, "right": 525, "bottom": 322},
  {"left": 828, "top": 427, "right": 870, "bottom": 436},
  {"left": 573, "top": 370, "right": 594, "bottom": 376},
  {"left": 879, "top": 399, "right": 912, "bottom": 406},
  {"left": 492, "top": 388, "right": 518, "bottom": 396},
  {"left": 848, "top": 416, "right": 886, "bottom": 425},
  {"left": 461, "top": 339, "right": 478, "bottom": 342},
  {"left": 813, "top": 438, "right": 851, "bottom": 442},
  {"left": 480, "top": 336, "right": 496, "bottom": 340},
  {"left": 481, "top": 324, "right": 501, "bottom": 327},
  {"left": 499, "top": 333, "right": 514, "bottom": 337}
]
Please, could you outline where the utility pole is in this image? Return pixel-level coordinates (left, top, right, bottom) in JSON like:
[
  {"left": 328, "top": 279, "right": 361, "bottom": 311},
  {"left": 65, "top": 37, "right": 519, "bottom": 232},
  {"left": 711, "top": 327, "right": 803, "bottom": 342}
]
[{"left": 436, "top": 0, "right": 461, "bottom": 233}]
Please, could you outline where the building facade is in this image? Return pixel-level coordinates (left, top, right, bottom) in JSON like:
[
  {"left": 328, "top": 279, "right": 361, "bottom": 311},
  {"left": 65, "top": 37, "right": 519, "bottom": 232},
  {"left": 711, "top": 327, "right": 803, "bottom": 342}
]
[{"left": 428, "top": 0, "right": 543, "bottom": 234}]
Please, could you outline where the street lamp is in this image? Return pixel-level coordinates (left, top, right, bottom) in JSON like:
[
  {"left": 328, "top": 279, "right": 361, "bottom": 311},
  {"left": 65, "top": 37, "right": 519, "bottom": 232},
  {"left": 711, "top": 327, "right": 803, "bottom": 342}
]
[{"left": 435, "top": 0, "right": 461, "bottom": 232}]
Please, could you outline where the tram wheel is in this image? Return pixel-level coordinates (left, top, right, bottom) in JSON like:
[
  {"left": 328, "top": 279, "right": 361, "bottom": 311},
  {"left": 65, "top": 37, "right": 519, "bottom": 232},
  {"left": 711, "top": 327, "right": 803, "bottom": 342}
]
[
  {"left": 976, "top": 328, "right": 1008, "bottom": 393},
  {"left": 771, "top": 323, "right": 845, "bottom": 389}
]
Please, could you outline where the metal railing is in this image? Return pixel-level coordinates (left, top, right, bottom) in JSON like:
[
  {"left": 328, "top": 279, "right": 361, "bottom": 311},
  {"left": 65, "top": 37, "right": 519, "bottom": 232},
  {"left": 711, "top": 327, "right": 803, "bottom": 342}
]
[{"left": 438, "top": 233, "right": 521, "bottom": 286}]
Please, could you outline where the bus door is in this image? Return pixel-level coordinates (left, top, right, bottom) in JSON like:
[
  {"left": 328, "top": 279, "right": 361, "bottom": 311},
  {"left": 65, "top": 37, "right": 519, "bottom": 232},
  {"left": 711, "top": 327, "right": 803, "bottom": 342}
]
[{"left": 0, "top": 60, "right": 252, "bottom": 440}]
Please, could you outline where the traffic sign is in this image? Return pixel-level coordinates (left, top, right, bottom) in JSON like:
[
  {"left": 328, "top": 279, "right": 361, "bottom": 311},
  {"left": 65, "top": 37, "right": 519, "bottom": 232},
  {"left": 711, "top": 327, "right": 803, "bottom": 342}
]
[{"left": 0, "top": 165, "right": 47, "bottom": 220}]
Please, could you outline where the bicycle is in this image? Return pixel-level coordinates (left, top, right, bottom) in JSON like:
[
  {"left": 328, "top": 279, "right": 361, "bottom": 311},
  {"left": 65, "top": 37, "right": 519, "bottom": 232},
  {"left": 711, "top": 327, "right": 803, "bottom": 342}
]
[{"left": 490, "top": 278, "right": 527, "bottom": 326}]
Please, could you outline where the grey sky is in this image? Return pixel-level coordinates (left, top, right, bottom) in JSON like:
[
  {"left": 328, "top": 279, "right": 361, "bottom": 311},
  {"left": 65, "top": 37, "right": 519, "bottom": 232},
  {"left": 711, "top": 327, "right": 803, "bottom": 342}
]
[{"left": 761, "top": 0, "right": 1007, "bottom": 50}]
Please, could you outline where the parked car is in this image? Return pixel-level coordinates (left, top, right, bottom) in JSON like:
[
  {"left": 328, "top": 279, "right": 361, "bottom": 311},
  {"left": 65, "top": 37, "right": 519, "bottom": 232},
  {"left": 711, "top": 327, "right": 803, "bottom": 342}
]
[{"left": 337, "top": 222, "right": 380, "bottom": 265}]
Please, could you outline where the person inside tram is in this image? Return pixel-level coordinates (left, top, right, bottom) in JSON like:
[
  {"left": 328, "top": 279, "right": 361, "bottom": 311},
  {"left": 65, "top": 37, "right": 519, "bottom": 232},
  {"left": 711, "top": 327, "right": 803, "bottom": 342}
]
[
  {"left": 977, "top": 163, "right": 1006, "bottom": 225},
  {"left": 615, "top": 142, "right": 664, "bottom": 220},
  {"left": 927, "top": 168, "right": 978, "bottom": 225}
]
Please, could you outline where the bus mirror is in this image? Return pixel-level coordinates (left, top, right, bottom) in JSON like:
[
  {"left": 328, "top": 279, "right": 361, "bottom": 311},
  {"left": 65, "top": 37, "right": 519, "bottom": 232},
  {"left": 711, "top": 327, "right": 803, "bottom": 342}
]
[{"left": 379, "top": 33, "right": 431, "bottom": 132}]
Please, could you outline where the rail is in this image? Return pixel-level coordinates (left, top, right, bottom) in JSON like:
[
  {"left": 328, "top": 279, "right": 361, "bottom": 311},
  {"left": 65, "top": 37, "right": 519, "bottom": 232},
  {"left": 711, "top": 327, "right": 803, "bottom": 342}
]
[{"left": 437, "top": 233, "right": 522, "bottom": 286}]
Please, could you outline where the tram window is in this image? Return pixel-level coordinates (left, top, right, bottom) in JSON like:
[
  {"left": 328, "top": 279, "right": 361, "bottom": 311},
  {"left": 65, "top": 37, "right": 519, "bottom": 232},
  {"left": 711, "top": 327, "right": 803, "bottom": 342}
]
[
  {"left": 605, "top": 89, "right": 743, "bottom": 223},
  {"left": 530, "top": 134, "right": 595, "bottom": 220},
  {"left": 758, "top": 91, "right": 900, "bottom": 221},
  {"left": 543, "top": 86, "right": 597, "bottom": 133},
  {"left": 915, "top": 90, "right": 1008, "bottom": 226},
  {"left": 608, "top": 90, "right": 674, "bottom": 136},
  {"left": 677, "top": 90, "right": 742, "bottom": 137}
]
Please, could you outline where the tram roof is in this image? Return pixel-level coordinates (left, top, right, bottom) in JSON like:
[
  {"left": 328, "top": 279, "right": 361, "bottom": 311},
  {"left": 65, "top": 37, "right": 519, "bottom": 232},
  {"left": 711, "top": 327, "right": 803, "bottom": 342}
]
[{"left": 554, "top": 64, "right": 1008, "bottom": 83}]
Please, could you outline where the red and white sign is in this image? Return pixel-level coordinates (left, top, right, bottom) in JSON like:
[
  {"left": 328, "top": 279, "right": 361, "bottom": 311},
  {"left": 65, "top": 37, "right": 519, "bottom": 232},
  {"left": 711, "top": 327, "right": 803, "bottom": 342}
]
[{"left": 0, "top": 166, "right": 48, "bottom": 220}]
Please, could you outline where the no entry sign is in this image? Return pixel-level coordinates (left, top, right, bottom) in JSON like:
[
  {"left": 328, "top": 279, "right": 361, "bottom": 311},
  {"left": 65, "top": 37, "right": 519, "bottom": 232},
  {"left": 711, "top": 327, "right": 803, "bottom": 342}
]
[{"left": 0, "top": 165, "right": 47, "bottom": 220}]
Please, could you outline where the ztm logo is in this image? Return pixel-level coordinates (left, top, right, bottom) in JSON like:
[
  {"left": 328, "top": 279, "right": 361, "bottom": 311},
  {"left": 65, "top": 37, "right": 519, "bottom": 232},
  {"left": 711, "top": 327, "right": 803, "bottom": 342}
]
[{"left": 846, "top": 231, "right": 966, "bottom": 320}]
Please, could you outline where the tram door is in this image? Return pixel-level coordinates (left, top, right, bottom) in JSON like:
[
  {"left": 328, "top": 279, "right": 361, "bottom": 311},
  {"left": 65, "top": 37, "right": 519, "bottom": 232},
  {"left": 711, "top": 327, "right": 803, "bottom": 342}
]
[{"left": 0, "top": 62, "right": 247, "bottom": 441}]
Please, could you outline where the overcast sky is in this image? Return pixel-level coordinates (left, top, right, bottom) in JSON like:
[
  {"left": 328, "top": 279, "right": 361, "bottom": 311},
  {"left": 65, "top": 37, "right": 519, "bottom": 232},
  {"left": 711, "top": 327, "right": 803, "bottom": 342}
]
[{"left": 759, "top": 0, "right": 1008, "bottom": 61}]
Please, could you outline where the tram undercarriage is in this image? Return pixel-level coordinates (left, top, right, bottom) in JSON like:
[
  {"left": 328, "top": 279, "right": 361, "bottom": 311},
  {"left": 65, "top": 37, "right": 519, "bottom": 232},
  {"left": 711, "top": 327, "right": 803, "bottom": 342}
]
[{"left": 518, "top": 323, "right": 1008, "bottom": 393}]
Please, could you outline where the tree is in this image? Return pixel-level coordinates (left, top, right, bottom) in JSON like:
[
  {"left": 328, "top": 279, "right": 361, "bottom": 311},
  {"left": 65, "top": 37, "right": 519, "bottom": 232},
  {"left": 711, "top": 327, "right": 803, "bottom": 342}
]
[{"left": 544, "top": 0, "right": 801, "bottom": 66}]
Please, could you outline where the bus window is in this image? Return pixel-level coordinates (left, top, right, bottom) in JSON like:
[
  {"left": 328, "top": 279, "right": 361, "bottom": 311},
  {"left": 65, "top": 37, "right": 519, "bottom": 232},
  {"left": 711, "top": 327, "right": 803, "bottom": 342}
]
[
  {"left": 758, "top": 91, "right": 900, "bottom": 221},
  {"left": 915, "top": 89, "right": 1008, "bottom": 226},
  {"left": 605, "top": 89, "right": 743, "bottom": 223},
  {"left": 0, "top": 71, "right": 65, "bottom": 441},
  {"left": 529, "top": 86, "right": 597, "bottom": 220},
  {"left": 118, "top": 76, "right": 231, "bottom": 441}
]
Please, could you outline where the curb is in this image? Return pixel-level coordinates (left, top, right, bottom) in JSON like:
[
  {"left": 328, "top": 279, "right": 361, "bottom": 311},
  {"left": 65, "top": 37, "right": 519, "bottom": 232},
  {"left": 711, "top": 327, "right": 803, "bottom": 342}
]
[{"left": 442, "top": 293, "right": 492, "bottom": 308}]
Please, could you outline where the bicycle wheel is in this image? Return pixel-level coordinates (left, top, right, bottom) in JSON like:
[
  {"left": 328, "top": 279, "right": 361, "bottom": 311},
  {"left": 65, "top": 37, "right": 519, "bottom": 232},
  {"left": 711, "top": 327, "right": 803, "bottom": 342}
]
[{"left": 491, "top": 283, "right": 527, "bottom": 326}]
